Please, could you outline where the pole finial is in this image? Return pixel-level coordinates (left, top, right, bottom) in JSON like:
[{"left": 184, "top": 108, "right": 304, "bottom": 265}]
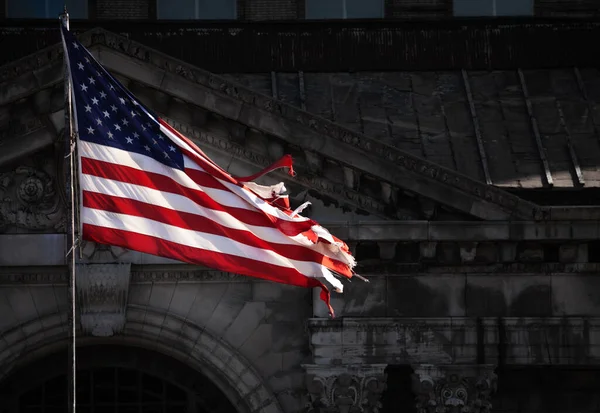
[{"left": 59, "top": 4, "right": 69, "bottom": 29}]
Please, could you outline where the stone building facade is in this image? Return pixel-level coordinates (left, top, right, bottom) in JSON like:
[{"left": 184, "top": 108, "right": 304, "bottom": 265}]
[{"left": 1, "top": 1, "right": 600, "bottom": 412}]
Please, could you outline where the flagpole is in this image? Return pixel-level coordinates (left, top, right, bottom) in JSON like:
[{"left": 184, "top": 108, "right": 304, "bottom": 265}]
[{"left": 59, "top": 7, "right": 77, "bottom": 413}]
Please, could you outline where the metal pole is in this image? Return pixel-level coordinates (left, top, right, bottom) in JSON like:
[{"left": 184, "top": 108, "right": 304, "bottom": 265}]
[{"left": 59, "top": 7, "right": 77, "bottom": 413}]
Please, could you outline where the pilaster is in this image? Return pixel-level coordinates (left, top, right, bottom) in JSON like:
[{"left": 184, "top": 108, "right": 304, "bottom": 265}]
[
  {"left": 303, "top": 364, "right": 387, "bottom": 413},
  {"left": 411, "top": 364, "right": 497, "bottom": 413}
]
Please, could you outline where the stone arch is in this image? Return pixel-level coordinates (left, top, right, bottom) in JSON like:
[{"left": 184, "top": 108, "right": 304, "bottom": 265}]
[
  {"left": 0, "top": 306, "right": 284, "bottom": 413},
  {"left": 0, "top": 345, "right": 237, "bottom": 412}
]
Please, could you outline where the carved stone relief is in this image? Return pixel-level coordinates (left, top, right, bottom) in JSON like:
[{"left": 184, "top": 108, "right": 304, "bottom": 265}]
[
  {"left": 411, "top": 364, "right": 497, "bottom": 413},
  {"left": 0, "top": 165, "right": 63, "bottom": 233},
  {"left": 304, "top": 364, "right": 387, "bottom": 413},
  {"left": 76, "top": 263, "right": 132, "bottom": 337}
]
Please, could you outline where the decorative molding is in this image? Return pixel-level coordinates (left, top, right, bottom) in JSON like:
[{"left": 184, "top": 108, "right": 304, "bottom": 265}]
[
  {"left": 130, "top": 269, "right": 244, "bottom": 283},
  {"left": 0, "top": 117, "right": 45, "bottom": 145},
  {"left": 0, "top": 271, "right": 68, "bottom": 284},
  {"left": 0, "top": 166, "right": 63, "bottom": 233},
  {"left": 0, "top": 268, "right": 248, "bottom": 285},
  {"left": 412, "top": 364, "right": 497, "bottom": 413},
  {"left": 80, "top": 240, "right": 130, "bottom": 263},
  {"left": 303, "top": 364, "right": 387, "bottom": 413},
  {"left": 307, "top": 317, "right": 600, "bottom": 366},
  {"left": 76, "top": 263, "right": 132, "bottom": 337},
  {"left": 0, "top": 28, "right": 545, "bottom": 221}
]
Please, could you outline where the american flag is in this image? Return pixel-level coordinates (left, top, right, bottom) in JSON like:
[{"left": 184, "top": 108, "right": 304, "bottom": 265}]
[{"left": 61, "top": 25, "right": 357, "bottom": 316}]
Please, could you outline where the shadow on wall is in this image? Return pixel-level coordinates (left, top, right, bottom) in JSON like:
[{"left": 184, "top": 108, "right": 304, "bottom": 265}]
[
  {"left": 493, "top": 366, "right": 600, "bottom": 413},
  {"left": 380, "top": 365, "right": 600, "bottom": 412}
]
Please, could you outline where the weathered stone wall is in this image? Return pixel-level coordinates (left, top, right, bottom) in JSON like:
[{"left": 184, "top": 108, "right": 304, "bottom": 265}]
[
  {"left": 0, "top": 274, "right": 311, "bottom": 413},
  {"left": 318, "top": 268, "right": 600, "bottom": 319},
  {"left": 494, "top": 368, "right": 600, "bottom": 413}
]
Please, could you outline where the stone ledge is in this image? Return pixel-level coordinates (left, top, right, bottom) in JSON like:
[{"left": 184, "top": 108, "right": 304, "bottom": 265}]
[
  {"left": 307, "top": 317, "right": 600, "bottom": 366},
  {"left": 0, "top": 220, "right": 599, "bottom": 266}
]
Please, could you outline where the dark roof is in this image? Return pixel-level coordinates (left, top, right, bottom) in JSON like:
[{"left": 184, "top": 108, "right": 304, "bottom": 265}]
[{"left": 227, "top": 68, "right": 600, "bottom": 188}]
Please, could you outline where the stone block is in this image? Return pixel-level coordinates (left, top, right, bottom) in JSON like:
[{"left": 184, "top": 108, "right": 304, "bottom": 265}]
[
  {"left": 465, "top": 275, "right": 552, "bottom": 317},
  {"left": 4, "top": 287, "right": 37, "bottom": 322},
  {"left": 559, "top": 243, "right": 579, "bottom": 263},
  {"left": 436, "top": 242, "right": 460, "bottom": 264},
  {"left": 459, "top": 242, "right": 478, "bottom": 263},
  {"left": 253, "top": 351, "right": 283, "bottom": 378},
  {"left": 313, "top": 275, "right": 386, "bottom": 318},
  {"left": 168, "top": 283, "right": 201, "bottom": 317},
  {"left": 517, "top": 242, "right": 544, "bottom": 262},
  {"left": 28, "top": 286, "right": 59, "bottom": 316},
  {"left": 419, "top": 241, "right": 437, "bottom": 260},
  {"left": 223, "top": 302, "right": 266, "bottom": 349},
  {"left": 387, "top": 276, "right": 466, "bottom": 317},
  {"left": 475, "top": 242, "right": 498, "bottom": 263},
  {"left": 378, "top": 241, "right": 397, "bottom": 260},
  {"left": 239, "top": 323, "right": 273, "bottom": 361},
  {"left": 499, "top": 242, "right": 517, "bottom": 262},
  {"left": 252, "top": 281, "right": 285, "bottom": 302},
  {"left": 551, "top": 275, "right": 600, "bottom": 315},
  {"left": 146, "top": 283, "right": 175, "bottom": 310},
  {"left": 559, "top": 243, "right": 588, "bottom": 263},
  {"left": 0, "top": 234, "right": 65, "bottom": 266},
  {"left": 196, "top": 283, "right": 252, "bottom": 334}
]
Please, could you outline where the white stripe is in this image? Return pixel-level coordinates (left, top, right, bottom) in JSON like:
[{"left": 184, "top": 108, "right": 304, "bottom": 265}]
[{"left": 82, "top": 207, "right": 342, "bottom": 285}]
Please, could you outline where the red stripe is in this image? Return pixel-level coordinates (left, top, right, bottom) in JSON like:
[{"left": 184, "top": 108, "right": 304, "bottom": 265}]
[
  {"left": 83, "top": 191, "right": 351, "bottom": 277},
  {"left": 81, "top": 157, "right": 314, "bottom": 237},
  {"left": 235, "top": 154, "right": 295, "bottom": 183},
  {"left": 82, "top": 223, "right": 334, "bottom": 317}
]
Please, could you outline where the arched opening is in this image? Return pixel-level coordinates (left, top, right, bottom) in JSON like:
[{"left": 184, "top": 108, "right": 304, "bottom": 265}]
[{"left": 0, "top": 345, "right": 239, "bottom": 413}]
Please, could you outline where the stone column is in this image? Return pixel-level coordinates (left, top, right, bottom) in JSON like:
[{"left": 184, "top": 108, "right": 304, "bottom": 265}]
[
  {"left": 411, "top": 364, "right": 497, "bottom": 413},
  {"left": 303, "top": 364, "right": 387, "bottom": 413}
]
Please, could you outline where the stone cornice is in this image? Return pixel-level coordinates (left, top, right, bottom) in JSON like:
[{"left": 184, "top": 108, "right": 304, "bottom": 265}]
[
  {"left": 0, "top": 220, "right": 598, "bottom": 266},
  {"left": 0, "top": 28, "right": 545, "bottom": 221},
  {"left": 326, "top": 220, "right": 600, "bottom": 241},
  {"left": 2, "top": 262, "right": 600, "bottom": 285}
]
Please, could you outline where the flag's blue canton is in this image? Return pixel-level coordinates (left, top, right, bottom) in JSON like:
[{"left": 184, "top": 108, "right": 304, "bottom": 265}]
[{"left": 62, "top": 27, "right": 184, "bottom": 170}]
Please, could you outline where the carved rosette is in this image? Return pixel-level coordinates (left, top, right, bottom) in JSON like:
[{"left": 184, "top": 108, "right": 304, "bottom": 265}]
[
  {"left": 411, "top": 364, "right": 497, "bottom": 413},
  {"left": 304, "top": 364, "right": 387, "bottom": 413},
  {"left": 76, "top": 263, "right": 132, "bottom": 337},
  {"left": 0, "top": 166, "right": 63, "bottom": 233}
]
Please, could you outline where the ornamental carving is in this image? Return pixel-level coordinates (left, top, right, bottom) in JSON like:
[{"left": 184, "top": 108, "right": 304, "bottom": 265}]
[
  {"left": 411, "top": 364, "right": 497, "bottom": 413},
  {"left": 304, "top": 365, "right": 387, "bottom": 413},
  {"left": 0, "top": 166, "right": 63, "bottom": 233},
  {"left": 0, "top": 117, "right": 45, "bottom": 145},
  {"left": 76, "top": 263, "right": 132, "bottom": 337}
]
